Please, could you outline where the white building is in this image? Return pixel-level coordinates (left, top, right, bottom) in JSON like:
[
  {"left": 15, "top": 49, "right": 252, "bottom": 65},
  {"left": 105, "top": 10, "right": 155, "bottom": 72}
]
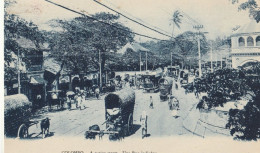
[{"left": 231, "top": 20, "right": 260, "bottom": 68}]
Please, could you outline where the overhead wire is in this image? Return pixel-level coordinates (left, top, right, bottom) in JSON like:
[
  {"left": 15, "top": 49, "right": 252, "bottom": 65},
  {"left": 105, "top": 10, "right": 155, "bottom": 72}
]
[
  {"left": 45, "top": 0, "right": 173, "bottom": 42},
  {"left": 106, "top": 0, "right": 169, "bottom": 37},
  {"left": 103, "top": 0, "right": 171, "bottom": 37},
  {"left": 93, "top": 0, "right": 173, "bottom": 38}
]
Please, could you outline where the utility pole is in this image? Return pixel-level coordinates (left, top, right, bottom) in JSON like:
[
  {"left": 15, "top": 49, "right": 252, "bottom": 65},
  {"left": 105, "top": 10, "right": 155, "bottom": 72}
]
[
  {"left": 17, "top": 50, "right": 21, "bottom": 94},
  {"left": 193, "top": 25, "right": 203, "bottom": 77},
  {"left": 225, "top": 56, "right": 227, "bottom": 68},
  {"left": 99, "top": 50, "right": 102, "bottom": 89},
  {"left": 140, "top": 52, "right": 142, "bottom": 73},
  {"left": 145, "top": 51, "right": 148, "bottom": 71},
  {"left": 221, "top": 53, "right": 223, "bottom": 69},
  {"left": 210, "top": 41, "right": 213, "bottom": 73},
  {"left": 171, "top": 52, "right": 173, "bottom": 67},
  {"left": 216, "top": 54, "right": 218, "bottom": 70}
]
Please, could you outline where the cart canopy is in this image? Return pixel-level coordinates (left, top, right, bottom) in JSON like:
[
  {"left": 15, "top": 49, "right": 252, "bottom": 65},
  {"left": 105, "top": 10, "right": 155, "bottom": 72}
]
[
  {"left": 4, "top": 94, "right": 32, "bottom": 136},
  {"left": 4, "top": 94, "right": 32, "bottom": 115},
  {"left": 105, "top": 87, "right": 135, "bottom": 110},
  {"left": 159, "top": 77, "right": 173, "bottom": 86}
]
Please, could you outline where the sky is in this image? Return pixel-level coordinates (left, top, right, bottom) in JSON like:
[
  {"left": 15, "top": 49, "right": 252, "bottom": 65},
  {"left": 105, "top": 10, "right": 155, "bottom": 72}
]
[{"left": 5, "top": 0, "right": 256, "bottom": 41}]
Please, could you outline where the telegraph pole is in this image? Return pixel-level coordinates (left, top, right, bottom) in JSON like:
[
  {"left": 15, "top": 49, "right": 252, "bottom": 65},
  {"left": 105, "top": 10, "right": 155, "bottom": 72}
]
[
  {"left": 99, "top": 50, "right": 102, "bottom": 89},
  {"left": 193, "top": 25, "right": 204, "bottom": 78},
  {"left": 171, "top": 52, "right": 173, "bottom": 67},
  {"left": 145, "top": 51, "right": 148, "bottom": 71},
  {"left": 221, "top": 53, "right": 223, "bottom": 69},
  {"left": 140, "top": 52, "right": 142, "bottom": 73},
  {"left": 17, "top": 50, "right": 21, "bottom": 94},
  {"left": 210, "top": 41, "right": 213, "bottom": 73}
]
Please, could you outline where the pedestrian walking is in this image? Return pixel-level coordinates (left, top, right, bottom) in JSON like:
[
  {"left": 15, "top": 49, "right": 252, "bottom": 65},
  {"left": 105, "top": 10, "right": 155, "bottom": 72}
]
[
  {"left": 175, "top": 83, "right": 178, "bottom": 90},
  {"left": 168, "top": 95, "right": 173, "bottom": 110},
  {"left": 95, "top": 87, "right": 100, "bottom": 99},
  {"left": 66, "top": 91, "right": 75, "bottom": 110},
  {"left": 66, "top": 96, "right": 72, "bottom": 110},
  {"left": 140, "top": 111, "right": 148, "bottom": 139},
  {"left": 79, "top": 90, "right": 86, "bottom": 110},
  {"left": 149, "top": 96, "right": 153, "bottom": 109}
]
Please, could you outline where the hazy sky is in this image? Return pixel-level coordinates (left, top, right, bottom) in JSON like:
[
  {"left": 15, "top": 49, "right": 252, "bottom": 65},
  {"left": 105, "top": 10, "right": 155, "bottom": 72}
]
[{"left": 6, "top": 0, "right": 256, "bottom": 41}]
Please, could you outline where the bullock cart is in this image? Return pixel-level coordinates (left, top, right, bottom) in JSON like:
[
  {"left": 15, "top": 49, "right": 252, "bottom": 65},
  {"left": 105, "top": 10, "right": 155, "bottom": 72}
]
[
  {"left": 85, "top": 88, "right": 135, "bottom": 140},
  {"left": 4, "top": 94, "right": 41, "bottom": 139}
]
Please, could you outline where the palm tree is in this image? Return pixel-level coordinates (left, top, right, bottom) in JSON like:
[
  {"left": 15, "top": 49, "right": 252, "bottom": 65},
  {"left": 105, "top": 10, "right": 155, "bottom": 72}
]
[
  {"left": 170, "top": 10, "right": 183, "bottom": 67},
  {"left": 170, "top": 10, "right": 183, "bottom": 37}
]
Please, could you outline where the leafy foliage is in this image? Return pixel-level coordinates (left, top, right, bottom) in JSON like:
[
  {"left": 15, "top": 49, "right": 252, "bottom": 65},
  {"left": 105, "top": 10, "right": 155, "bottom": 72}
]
[
  {"left": 226, "top": 88, "right": 260, "bottom": 141},
  {"left": 231, "top": 0, "right": 260, "bottom": 22},
  {"left": 4, "top": 0, "right": 45, "bottom": 81},
  {"left": 194, "top": 69, "right": 249, "bottom": 110},
  {"left": 47, "top": 13, "right": 134, "bottom": 74},
  {"left": 171, "top": 10, "right": 183, "bottom": 32},
  {"left": 191, "top": 63, "right": 260, "bottom": 140}
]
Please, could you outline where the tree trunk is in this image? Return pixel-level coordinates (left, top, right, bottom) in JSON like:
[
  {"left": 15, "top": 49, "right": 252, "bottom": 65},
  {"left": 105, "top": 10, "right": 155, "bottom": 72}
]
[{"left": 101, "top": 50, "right": 106, "bottom": 86}]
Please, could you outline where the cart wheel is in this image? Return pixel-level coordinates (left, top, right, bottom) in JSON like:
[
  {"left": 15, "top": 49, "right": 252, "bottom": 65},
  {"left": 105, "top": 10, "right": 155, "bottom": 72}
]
[
  {"left": 17, "top": 124, "right": 29, "bottom": 139},
  {"left": 127, "top": 113, "right": 133, "bottom": 136}
]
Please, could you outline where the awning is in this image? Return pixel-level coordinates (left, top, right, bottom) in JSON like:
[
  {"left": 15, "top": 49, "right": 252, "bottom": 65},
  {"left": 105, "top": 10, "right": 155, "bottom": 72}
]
[{"left": 30, "top": 76, "right": 46, "bottom": 85}]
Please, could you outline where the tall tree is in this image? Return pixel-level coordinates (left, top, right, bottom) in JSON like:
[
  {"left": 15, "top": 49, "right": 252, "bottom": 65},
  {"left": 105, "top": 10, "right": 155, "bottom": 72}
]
[
  {"left": 48, "top": 13, "right": 134, "bottom": 79},
  {"left": 170, "top": 10, "right": 183, "bottom": 36}
]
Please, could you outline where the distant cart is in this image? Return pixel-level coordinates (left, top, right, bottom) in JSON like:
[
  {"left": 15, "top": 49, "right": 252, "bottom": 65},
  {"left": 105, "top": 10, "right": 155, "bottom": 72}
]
[
  {"left": 4, "top": 94, "right": 41, "bottom": 139},
  {"left": 85, "top": 88, "right": 135, "bottom": 140},
  {"left": 159, "top": 77, "right": 173, "bottom": 101},
  {"left": 48, "top": 90, "right": 63, "bottom": 110},
  {"left": 141, "top": 71, "right": 162, "bottom": 93}
]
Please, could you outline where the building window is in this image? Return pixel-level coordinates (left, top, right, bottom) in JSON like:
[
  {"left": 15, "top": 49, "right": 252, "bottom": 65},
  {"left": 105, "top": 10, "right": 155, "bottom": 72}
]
[
  {"left": 256, "top": 36, "right": 260, "bottom": 46},
  {"left": 247, "top": 36, "right": 254, "bottom": 46},
  {"left": 238, "top": 37, "right": 245, "bottom": 47}
]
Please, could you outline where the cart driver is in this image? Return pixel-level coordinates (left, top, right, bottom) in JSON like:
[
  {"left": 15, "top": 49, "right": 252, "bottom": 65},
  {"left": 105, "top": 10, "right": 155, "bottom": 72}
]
[{"left": 106, "top": 108, "right": 120, "bottom": 122}]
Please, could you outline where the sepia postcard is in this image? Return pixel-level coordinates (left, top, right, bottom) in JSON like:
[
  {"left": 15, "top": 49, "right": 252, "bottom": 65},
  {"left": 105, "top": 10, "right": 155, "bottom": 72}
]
[{"left": 2, "top": 0, "right": 260, "bottom": 153}]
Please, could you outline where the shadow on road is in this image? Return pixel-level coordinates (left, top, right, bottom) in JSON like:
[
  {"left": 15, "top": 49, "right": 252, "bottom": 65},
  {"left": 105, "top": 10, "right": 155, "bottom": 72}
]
[
  {"left": 28, "top": 132, "right": 55, "bottom": 140},
  {"left": 129, "top": 124, "right": 141, "bottom": 136}
]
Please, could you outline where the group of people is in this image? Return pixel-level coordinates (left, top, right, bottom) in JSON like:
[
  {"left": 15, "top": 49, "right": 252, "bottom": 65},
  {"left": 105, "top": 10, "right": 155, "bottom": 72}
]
[{"left": 66, "top": 86, "right": 100, "bottom": 110}]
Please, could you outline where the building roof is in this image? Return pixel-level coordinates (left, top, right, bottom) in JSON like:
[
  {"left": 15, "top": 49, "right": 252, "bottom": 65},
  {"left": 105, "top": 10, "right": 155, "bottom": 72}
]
[
  {"left": 30, "top": 75, "right": 47, "bottom": 84},
  {"left": 43, "top": 52, "right": 61, "bottom": 75},
  {"left": 117, "top": 42, "right": 149, "bottom": 54},
  {"left": 232, "top": 20, "right": 260, "bottom": 36},
  {"left": 16, "top": 37, "right": 49, "bottom": 50}
]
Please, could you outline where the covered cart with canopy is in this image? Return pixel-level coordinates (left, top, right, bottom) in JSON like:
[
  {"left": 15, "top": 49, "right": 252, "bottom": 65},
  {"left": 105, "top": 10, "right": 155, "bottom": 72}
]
[
  {"left": 105, "top": 88, "right": 135, "bottom": 135},
  {"left": 4, "top": 94, "right": 39, "bottom": 138},
  {"left": 85, "top": 88, "right": 135, "bottom": 140}
]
